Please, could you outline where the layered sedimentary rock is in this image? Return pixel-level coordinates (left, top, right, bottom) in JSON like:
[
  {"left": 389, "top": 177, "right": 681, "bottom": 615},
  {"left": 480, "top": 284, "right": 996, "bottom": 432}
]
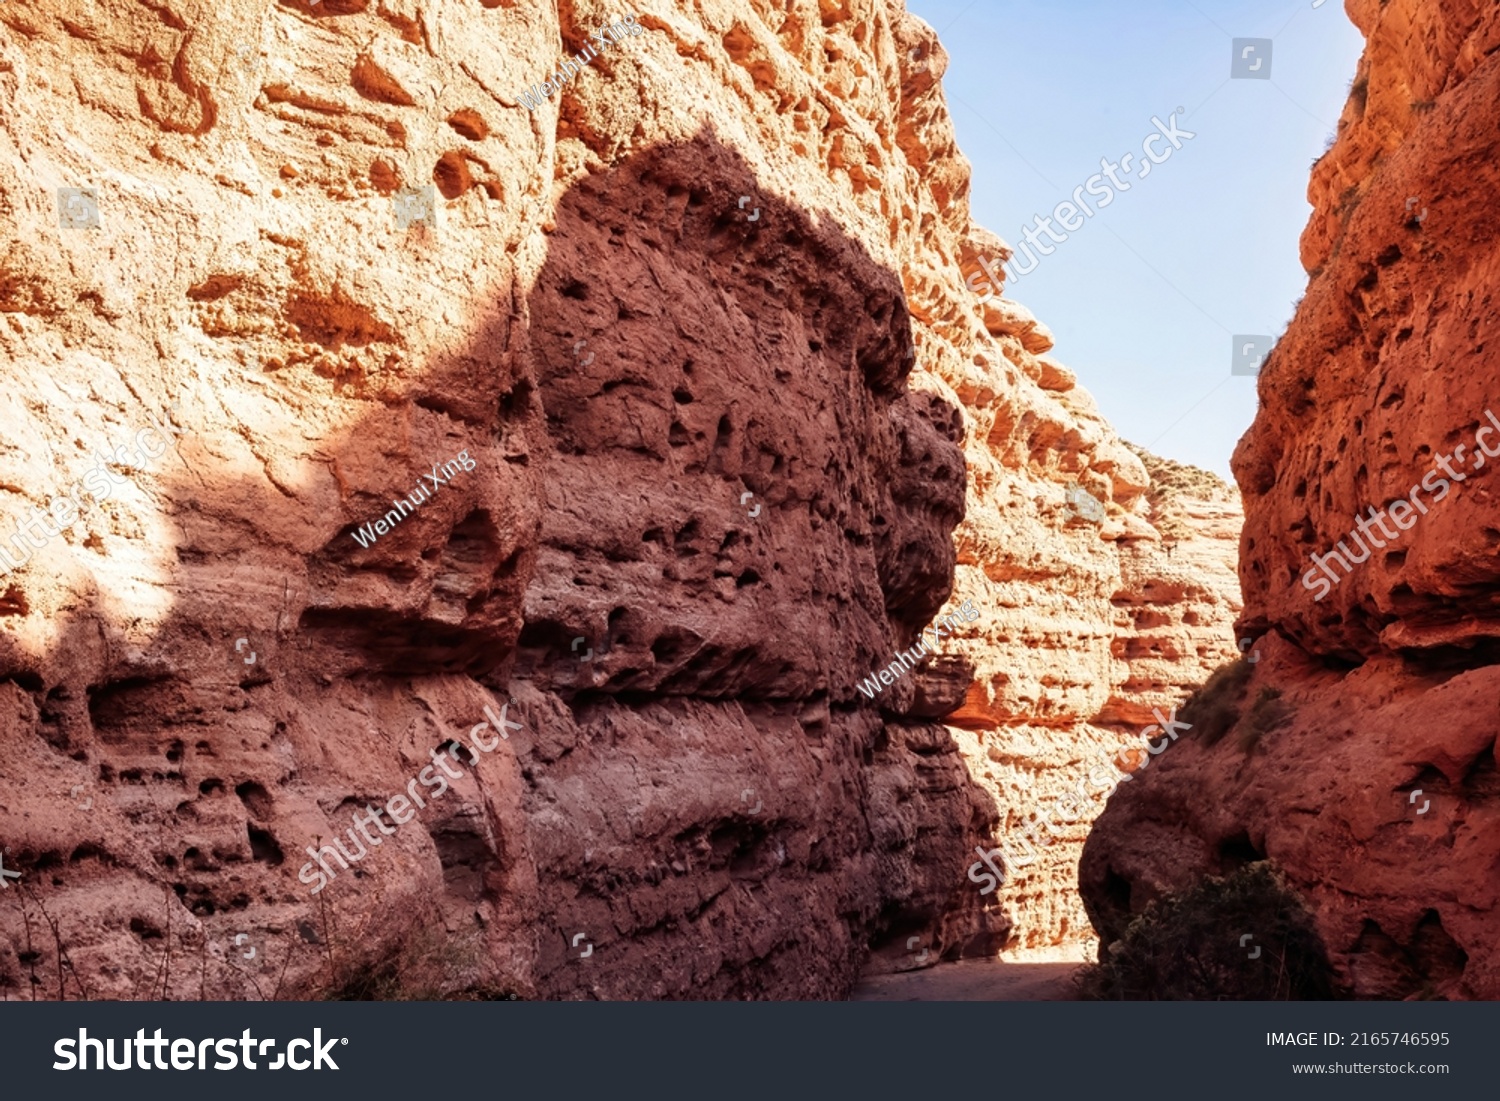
[
  {"left": 940, "top": 424, "right": 1242, "bottom": 952},
  {"left": 1082, "top": 0, "right": 1500, "bottom": 998},
  {"left": 1103, "top": 447, "right": 1244, "bottom": 737},
  {"left": 0, "top": 0, "right": 1239, "bottom": 999}
]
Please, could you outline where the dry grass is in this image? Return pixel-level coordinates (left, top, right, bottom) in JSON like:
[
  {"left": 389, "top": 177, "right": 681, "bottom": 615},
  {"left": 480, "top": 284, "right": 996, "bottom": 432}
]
[
  {"left": 1179, "top": 657, "right": 1256, "bottom": 746},
  {"left": 320, "top": 921, "right": 521, "bottom": 1001}
]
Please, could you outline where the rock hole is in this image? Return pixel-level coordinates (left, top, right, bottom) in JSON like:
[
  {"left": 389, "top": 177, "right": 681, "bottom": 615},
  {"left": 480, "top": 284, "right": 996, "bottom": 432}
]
[
  {"left": 1410, "top": 910, "right": 1468, "bottom": 986},
  {"left": 369, "top": 159, "right": 400, "bottom": 194},
  {"left": 87, "top": 675, "right": 171, "bottom": 740},
  {"left": 0, "top": 585, "right": 29, "bottom": 617},
  {"left": 499, "top": 379, "right": 533, "bottom": 417},
  {"left": 247, "top": 825, "right": 284, "bottom": 866},
  {"left": 433, "top": 151, "right": 471, "bottom": 199},
  {"left": 714, "top": 414, "right": 732, "bottom": 440},
  {"left": 1216, "top": 832, "right": 1264, "bottom": 869},
  {"left": 431, "top": 825, "right": 491, "bottom": 902},
  {"left": 129, "top": 917, "right": 165, "bottom": 941},
  {"left": 235, "top": 780, "right": 273, "bottom": 820},
  {"left": 651, "top": 632, "right": 693, "bottom": 664},
  {"left": 446, "top": 107, "right": 489, "bottom": 140},
  {"left": 351, "top": 53, "right": 416, "bottom": 106}
]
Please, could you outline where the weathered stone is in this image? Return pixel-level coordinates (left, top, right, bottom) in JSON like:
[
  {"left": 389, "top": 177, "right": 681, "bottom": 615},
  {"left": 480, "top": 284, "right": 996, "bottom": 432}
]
[
  {"left": 1083, "top": 0, "right": 1500, "bottom": 999},
  {"left": 0, "top": 0, "right": 1241, "bottom": 999}
]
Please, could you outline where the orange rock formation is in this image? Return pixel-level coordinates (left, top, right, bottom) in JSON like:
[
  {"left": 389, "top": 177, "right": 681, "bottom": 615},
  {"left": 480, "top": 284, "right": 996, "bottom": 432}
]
[
  {"left": 1082, "top": 0, "right": 1500, "bottom": 998},
  {"left": 0, "top": 1, "right": 1239, "bottom": 999}
]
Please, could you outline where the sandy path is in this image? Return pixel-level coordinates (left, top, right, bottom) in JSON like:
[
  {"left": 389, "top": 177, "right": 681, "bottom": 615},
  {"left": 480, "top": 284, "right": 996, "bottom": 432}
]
[{"left": 851, "top": 959, "right": 1086, "bottom": 1001}]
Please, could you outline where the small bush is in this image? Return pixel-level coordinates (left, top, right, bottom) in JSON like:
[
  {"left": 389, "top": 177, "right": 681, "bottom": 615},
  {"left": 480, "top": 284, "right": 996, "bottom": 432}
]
[
  {"left": 1239, "top": 687, "right": 1292, "bottom": 752},
  {"left": 322, "top": 922, "right": 522, "bottom": 1002},
  {"left": 1076, "top": 863, "right": 1338, "bottom": 1000},
  {"left": 1178, "top": 658, "right": 1255, "bottom": 746}
]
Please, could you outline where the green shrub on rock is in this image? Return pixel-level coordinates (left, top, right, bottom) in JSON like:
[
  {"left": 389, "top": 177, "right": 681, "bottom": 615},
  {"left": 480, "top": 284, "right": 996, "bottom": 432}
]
[{"left": 1076, "top": 863, "right": 1339, "bottom": 1000}]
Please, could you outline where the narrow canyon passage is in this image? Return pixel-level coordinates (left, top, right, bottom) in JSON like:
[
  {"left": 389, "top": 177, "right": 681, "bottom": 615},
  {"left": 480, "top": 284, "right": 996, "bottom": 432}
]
[{"left": 0, "top": 0, "right": 1495, "bottom": 1009}]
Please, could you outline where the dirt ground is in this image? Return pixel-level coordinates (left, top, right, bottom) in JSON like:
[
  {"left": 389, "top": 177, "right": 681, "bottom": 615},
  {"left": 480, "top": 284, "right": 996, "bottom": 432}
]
[{"left": 851, "top": 955, "right": 1088, "bottom": 1002}]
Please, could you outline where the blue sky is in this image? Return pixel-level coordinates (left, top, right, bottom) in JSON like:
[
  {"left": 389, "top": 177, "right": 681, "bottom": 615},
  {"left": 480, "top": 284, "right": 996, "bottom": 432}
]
[{"left": 905, "top": 0, "right": 1366, "bottom": 478}]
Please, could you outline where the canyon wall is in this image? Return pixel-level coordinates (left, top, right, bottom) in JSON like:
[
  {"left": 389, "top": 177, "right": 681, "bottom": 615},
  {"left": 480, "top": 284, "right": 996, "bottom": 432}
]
[
  {"left": 944, "top": 429, "right": 1241, "bottom": 954},
  {"left": 0, "top": 0, "right": 1238, "bottom": 999},
  {"left": 1082, "top": 0, "right": 1500, "bottom": 998}
]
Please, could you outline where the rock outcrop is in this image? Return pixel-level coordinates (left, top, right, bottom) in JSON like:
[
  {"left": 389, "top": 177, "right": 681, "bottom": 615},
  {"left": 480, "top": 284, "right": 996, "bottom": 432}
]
[
  {"left": 1104, "top": 446, "right": 1245, "bottom": 738},
  {"left": 0, "top": 0, "right": 1240, "bottom": 999},
  {"left": 1082, "top": 0, "right": 1500, "bottom": 998},
  {"left": 942, "top": 427, "right": 1241, "bottom": 953}
]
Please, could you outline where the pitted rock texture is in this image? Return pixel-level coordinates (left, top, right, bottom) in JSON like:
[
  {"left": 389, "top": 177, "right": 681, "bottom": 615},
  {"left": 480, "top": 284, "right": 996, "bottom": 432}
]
[
  {"left": 0, "top": 1, "right": 1237, "bottom": 998},
  {"left": 1082, "top": 0, "right": 1500, "bottom": 998},
  {"left": 1102, "top": 446, "right": 1244, "bottom": 736},
  {"left": 940, "top": 432, "right": 1241, "bottom": 951}
]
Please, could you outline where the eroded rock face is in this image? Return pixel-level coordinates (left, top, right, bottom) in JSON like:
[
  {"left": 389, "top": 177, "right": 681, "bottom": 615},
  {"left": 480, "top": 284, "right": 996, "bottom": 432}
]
[
  {"left": 1082, "top": 0, "right": 1500, "bottom": 998},
  {"left": 0, "top": 1, "right": 1238, "bottom": 998},
  {"left": 1104, "top": 447, "right": 1245, "bottom": 736},
  {"left": 942, "top": 430, "right": 1242, "bottom": 952}
]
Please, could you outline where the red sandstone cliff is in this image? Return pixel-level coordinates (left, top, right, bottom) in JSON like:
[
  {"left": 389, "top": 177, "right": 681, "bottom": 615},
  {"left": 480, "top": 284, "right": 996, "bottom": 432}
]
[
  {"left": 0, "top": 0, "right": 1239, "bottom": 999},
  {"left": 1082, "top": 0, "right": 1500, "bottom": 998}
]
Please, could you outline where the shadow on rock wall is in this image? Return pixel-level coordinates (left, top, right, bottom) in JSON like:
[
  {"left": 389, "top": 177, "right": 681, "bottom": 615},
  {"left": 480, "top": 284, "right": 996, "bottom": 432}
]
[{"left": 0, "top": 127, "right": 1005, "bottom": 1001}]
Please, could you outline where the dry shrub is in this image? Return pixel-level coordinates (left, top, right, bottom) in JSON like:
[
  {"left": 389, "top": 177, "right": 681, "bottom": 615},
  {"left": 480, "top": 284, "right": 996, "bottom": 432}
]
[
  {"left": 321, "top": 918, "right": 521, "bottom": 1002},
  {"left": 1239, "top": 687, "right": 1293, "bottom": 752},
  {"left": 1179, "top": 657, "right": 1255, "bottom": 746},
  {"left": 1076, "top": 863, "right": 1339, "bottom": 1000}
]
